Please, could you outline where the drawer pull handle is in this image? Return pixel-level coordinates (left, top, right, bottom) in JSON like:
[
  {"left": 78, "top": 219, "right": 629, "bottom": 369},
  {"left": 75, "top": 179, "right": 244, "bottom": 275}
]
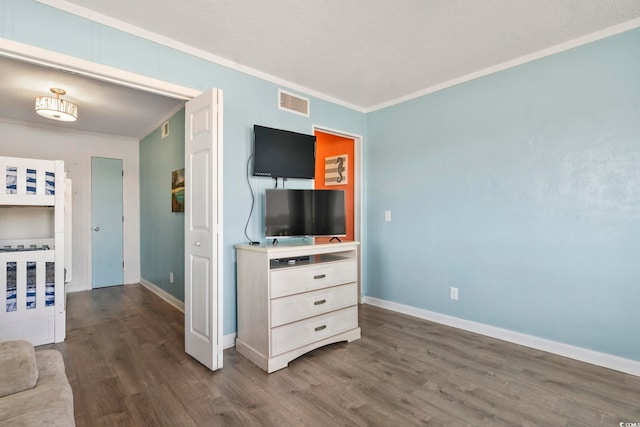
[
  {"left": 314, "top": 325, "right": 327, "bottom": 332},
  {"left": 314, "top": 299, "right": 326, "bottom": 306},
  {"left": 314, "top": 274, "right": 326, "bottom": 280}
]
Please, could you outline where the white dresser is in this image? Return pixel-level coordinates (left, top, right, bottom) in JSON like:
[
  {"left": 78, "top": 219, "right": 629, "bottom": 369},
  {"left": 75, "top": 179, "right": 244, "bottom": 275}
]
[{"left": 235, "top": 241, "right": 361, "bottom": 373}]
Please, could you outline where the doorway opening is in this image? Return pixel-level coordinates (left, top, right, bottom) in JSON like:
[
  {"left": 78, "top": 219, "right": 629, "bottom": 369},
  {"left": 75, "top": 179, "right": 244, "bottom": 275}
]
[
  {"left": 313, "top": 126, "right": 363, "bottom": 299},
  {"left": 314, "top": 131, "right": 356, "bottom": 242},
  {"left": 313, "top": 127, "right": 362, "bottom": 242},
  {"left": 0, "top": 40, "right": 224, "bottom": 370}
]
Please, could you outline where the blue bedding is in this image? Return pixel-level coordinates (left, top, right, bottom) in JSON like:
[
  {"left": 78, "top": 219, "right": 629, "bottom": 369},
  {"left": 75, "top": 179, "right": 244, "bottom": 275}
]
[
  {"left": 5, "top": 261, "right": 55, "bottom": 312},
  {"left": 5, "top": 167, "right": 55, "bottom": 195}
]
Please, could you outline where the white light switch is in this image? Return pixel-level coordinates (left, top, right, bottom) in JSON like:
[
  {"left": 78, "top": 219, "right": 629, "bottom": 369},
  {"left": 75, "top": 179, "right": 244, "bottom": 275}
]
[{"left": 384, "top": 210, "right": 391, "bottom": 222}]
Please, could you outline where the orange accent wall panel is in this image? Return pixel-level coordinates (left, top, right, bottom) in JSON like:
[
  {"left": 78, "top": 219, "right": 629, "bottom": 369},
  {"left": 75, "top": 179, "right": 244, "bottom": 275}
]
[{"left": 314, "top": 131, "right": 355, "bottom": 243}]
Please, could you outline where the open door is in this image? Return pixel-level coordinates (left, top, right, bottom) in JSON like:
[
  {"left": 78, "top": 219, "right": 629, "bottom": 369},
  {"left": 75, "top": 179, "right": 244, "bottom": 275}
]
[{"left": 184, "top": 88, "right": 223, "bottom": 370}]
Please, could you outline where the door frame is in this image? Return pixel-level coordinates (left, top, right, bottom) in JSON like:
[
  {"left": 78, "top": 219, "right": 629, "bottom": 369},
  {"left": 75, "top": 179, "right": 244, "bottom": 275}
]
[
  {"left": 0, "top": 39, "right": 199, "bottom": 100},
  {"left": 312, "top": 125, "right": 364, "bottom": 301},
  {"left": 0, "top": 39, "right": 224, "bottom": 349}
]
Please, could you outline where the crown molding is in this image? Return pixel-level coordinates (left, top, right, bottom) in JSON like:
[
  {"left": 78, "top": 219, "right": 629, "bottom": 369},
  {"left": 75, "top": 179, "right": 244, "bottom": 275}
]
[
  {"left": 0, "top": 37, "right": 199, "bottom": 100},
  {"left": 36, "top": 0, "right": 366, "bottom": 113},
  {"left": 37, "top": 1, "right": 640, "bottom": 113},
  {"left": 366, "top": 17, "right": 640, "bottom": 112}
]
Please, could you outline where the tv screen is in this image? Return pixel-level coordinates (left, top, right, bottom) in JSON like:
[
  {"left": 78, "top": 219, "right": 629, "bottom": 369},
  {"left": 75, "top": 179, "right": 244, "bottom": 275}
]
[
  {"left": 253, "top": 125, "right": 316, "bottom": 179},
  {"left": 265, "top": 189, "right": 346, "bottom": 238}
]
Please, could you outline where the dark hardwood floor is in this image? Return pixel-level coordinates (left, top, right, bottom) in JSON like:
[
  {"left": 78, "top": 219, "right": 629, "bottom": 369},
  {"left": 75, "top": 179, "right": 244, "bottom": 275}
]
[{"left": 42, "top": 284, "right": 640, "bottom": 426}]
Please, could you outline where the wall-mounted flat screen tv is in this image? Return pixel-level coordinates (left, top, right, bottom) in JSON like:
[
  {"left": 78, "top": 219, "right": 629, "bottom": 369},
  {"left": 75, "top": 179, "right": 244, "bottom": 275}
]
[
  {"left": 253, "top": 125, "right": 316, "bottom": 179},
  {"left": 265, "top": 189, "right": 346, "bottom": 238}
]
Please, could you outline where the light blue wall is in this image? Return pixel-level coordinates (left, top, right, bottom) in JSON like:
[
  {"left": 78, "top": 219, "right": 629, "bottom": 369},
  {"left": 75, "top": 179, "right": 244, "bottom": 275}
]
[
  {"left": 140, "top": 109, "right": 185, "bottom": 301},
  {"left": 5, "top": 1, "right": 639, "bottom": 362},
  {"left": 0, "top": 0, "right": 366, "bottom": 335},
  {"left": 367, "top": 28, "right": 640, "bottom": 361}
]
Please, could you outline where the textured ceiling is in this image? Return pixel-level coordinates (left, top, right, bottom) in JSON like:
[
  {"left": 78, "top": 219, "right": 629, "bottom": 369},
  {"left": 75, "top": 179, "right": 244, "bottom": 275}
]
[{"left": 42, "top": 0, "right": 640, "bottom": 110}]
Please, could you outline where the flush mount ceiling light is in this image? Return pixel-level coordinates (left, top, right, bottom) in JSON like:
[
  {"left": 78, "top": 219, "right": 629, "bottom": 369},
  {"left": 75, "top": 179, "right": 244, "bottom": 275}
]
[{"left": 35, "top": 88, "right": 78, "bottom": 122}]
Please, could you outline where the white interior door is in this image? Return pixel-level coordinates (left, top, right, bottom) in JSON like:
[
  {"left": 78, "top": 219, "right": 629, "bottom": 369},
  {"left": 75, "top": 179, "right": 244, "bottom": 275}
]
[{"left": 184, "top": 88, "right": 223, "bottom": 370}]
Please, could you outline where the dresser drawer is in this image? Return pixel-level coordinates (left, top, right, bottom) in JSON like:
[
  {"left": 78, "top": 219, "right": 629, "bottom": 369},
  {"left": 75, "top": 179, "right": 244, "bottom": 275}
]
[
  {"left": 271, "top": 306, "right": 358, "bottom": 356},
  {"left": 271, "top": 283, "right": 357, "bottom": 327},
  {"left": 270, "top": 260, "right": 356, "bottom": 298}
]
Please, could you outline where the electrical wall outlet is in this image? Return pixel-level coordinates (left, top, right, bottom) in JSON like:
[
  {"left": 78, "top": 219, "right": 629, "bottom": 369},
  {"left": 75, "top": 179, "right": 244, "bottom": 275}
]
[
  {"left": 384, "top": 210, "right": 391, "bottom": 222},
  {"left": 450, "top": 286, "right": 459, "bottom": 300},
  {"left": 170, "top": 272, "right": 174, "bottom": 283}
]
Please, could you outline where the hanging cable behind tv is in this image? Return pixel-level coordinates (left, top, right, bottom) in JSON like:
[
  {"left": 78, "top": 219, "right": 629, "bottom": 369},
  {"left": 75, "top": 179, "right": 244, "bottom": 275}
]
[{"left": 244, "top": 153, "right": 259, "bottom": 245}]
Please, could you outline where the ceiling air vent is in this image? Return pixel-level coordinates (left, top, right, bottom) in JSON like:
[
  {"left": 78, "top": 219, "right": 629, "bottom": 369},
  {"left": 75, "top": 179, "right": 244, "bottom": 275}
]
[
  {"left": 161, "top": 120, "right": 169, "bottom": 139},
  {"left": 279, "top": 89, "right": 310, "bottom": 117}
]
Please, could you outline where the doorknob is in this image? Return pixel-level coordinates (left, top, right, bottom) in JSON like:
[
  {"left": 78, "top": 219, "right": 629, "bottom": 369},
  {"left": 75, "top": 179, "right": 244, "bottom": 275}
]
[
  {"left": 195, "top": 241, "right": 201, "bottom": 247},
  {"left": 93, "top": 226, "right": 100, "bottom": 232}
]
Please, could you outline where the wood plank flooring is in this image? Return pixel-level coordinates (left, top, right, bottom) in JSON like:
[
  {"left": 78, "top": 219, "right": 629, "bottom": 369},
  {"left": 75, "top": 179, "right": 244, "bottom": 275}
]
[{"left": 41, "top": 284, "right": 640, "bottom": 426}]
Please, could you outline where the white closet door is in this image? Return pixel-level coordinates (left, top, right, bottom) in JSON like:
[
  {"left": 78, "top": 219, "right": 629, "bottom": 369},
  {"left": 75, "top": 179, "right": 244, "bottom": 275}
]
[{"left": 184, "top": 88, "right": 223, "bottom": 371}]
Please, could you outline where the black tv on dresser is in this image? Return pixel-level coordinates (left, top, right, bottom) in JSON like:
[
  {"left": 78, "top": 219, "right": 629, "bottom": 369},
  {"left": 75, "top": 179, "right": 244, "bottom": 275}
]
[{"left": 265, "top": 189, "right": 346, "bottom": 238}]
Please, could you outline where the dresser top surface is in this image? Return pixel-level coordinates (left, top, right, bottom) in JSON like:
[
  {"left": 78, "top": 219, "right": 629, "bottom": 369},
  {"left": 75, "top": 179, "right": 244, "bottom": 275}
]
[{"left": 235, "top": 241, "right": 359, "bottom": 257}]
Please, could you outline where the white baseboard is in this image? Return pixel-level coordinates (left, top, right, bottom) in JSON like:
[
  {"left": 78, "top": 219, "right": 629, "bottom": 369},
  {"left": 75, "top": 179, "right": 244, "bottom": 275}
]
[
  {"left": 65, "top": 283, "right": 89, "bottom": 293},
  {"left": 66, "top": 278, "right": 144, "bottom": 294},
  {"left": 362, "top": 296, "right": 640, "bottom": 377},
  {"left": 223, "top": 333, "right": 236, "bottom": 350},
  {"left": 126, "top": 276, "right": 142, "bottom": 285},
  {"left": 139, "top": 279, "right": 236, "bottom": 350},
  {"left": 139, "top": 278, "right": 185, "bottom": 312}
]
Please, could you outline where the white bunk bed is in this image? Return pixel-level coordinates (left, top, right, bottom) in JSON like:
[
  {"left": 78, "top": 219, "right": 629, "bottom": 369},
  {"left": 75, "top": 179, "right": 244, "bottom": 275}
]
[{"left": 0, "top": 156, "right": 68, "bottom": 345}]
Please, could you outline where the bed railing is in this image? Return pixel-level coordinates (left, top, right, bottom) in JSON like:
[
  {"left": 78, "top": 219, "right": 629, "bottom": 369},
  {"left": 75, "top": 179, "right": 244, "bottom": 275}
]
[
  {"left": 1, "top": 252, "right": 56, "bottom": 314},
  {"left": 0, "top": 157, "right": 62, "bottom": 205},
  {"left": 0, "top": 156, "right": 66, "bottom": 344}
]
